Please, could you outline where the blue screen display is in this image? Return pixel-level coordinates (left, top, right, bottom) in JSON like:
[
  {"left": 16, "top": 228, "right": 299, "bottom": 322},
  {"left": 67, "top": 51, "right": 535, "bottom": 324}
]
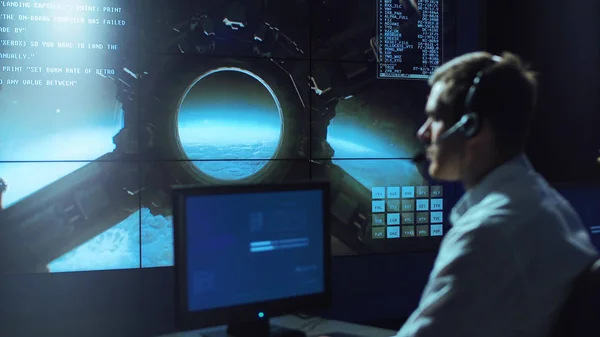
[
  {"left": 185, "top": 189, "right": 325, "bottom": 312},
  {"left": 558, "top": 187, "right": 600, "bottom": 250}
]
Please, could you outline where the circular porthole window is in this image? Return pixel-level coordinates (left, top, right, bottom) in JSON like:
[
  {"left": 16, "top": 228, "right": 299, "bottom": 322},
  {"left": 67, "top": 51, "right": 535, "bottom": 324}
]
[{"left": 177, "top": 67, "right": 284, "bottom": 181}]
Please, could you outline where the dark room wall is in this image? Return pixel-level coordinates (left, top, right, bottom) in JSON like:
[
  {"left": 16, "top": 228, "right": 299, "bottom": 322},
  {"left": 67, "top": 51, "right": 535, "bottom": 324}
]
[{"left": 485, "top": 0, "right": 600, "bottom": 182}]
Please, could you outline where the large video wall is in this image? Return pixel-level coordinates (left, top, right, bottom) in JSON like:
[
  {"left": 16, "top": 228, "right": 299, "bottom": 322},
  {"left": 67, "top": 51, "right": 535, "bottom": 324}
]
[{"left": 0, "top": 0, "right": 459, "bottom": 273}]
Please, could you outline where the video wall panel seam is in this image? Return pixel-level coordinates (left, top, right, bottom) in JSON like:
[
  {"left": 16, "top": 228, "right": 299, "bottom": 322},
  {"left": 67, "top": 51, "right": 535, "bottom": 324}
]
[
  {"left": 138, "top": 14, "right": 144, "bottom": 270},
  {"left": 308, "top": 0, "right": 313, "bottom": 180}
]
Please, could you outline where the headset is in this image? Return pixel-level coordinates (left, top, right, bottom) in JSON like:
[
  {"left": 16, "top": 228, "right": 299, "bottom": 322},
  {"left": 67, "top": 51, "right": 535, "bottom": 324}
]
[
  {"left": 433, "top": 54, "right": 504, "bottom": 144},
  {"left": 412, "top": 55, "right": 503, "bottom": 163}
]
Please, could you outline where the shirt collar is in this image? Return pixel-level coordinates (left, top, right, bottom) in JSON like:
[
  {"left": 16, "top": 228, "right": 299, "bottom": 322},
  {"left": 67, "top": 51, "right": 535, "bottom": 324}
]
[{"left": 451, "top": 153, "right": 534, "bottom": 219}]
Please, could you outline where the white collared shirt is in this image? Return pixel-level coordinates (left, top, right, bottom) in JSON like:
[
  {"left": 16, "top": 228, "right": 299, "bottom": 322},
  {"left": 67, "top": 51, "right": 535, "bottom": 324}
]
[{"left": 395, "top": 154, "right": 598, "bottom": 337}]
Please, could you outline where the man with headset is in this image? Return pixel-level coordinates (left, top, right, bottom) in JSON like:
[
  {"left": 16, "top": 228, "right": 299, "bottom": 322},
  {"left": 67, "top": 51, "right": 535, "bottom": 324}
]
[{"left": 396, "top": 52, "right": 599, "bottom": 337}]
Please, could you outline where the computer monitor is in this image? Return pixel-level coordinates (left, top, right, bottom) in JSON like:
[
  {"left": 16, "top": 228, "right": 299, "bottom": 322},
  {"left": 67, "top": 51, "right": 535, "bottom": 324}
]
[
  {"left": 555, "top": 183, "right": 600, "bottom": 250},
  {"left": 173, "top": 182, "right": 332, "bottom": 337}
]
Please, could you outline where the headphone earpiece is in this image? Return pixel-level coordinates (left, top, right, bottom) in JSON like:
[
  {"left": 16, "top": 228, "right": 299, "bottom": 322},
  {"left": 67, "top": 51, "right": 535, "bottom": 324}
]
[
  {"left": 458, "top": 56, "right": 502, "bottom": 139},
  {"left": 458, "top": 113, "right": 480, "bottom": 139}
]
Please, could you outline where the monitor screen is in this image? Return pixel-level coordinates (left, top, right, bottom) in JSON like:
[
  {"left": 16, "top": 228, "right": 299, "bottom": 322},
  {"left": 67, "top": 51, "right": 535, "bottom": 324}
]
[
  {"left": 184, "top": 189, "right": 325, "bottom": 312},
  {"left": 556, "top": 185, "right": 600, "bottom": 250},
  {"left": 0, "top": 0, "right": 478, "bottom": 274}
]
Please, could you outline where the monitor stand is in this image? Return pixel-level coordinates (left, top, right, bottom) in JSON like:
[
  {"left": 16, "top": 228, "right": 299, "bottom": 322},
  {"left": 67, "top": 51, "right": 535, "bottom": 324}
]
[{"left": 226, "top": 319, "right": 306, "bottom": 337}]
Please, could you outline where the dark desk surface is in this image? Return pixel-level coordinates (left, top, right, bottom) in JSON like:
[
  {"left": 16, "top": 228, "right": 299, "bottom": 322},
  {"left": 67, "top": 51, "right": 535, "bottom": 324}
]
[{"left": 159, "top": 315, "right": 396, "bottom": 337}]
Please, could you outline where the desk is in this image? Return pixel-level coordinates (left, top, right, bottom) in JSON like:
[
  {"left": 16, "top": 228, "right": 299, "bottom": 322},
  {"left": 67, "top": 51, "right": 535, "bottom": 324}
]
[{"left": 159, "top": 315, "right": 396, "bottom": 337}]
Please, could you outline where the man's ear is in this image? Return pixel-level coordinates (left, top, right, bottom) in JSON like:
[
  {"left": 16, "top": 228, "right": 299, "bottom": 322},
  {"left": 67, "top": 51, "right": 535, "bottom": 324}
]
[{"left": 467, "top": 119, "right": 493, "bottom": 146}]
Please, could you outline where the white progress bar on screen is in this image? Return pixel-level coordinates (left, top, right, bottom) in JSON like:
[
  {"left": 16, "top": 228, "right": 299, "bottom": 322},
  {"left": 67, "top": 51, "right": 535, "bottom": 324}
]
[
  {"left": 249, "top": 238, "right": 309, "bottom": 253},
  {"left": 590, "top": 226, "right": 600, "bottom": 235}
]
